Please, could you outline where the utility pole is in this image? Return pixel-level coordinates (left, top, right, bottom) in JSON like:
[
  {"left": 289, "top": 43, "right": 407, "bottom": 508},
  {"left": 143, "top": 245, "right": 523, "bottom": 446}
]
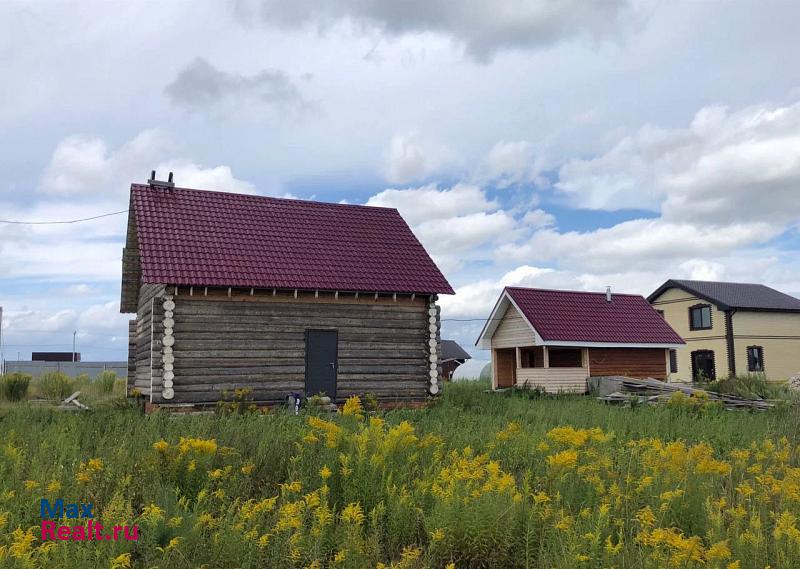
[{"left": 72, "top": 330, "right": 77, "bottom": 363}]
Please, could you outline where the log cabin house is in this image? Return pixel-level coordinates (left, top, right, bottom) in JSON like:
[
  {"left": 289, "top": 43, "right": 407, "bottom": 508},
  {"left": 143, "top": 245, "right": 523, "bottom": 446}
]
[
  {"left": 476, "top": 287, "right": 685, "bottom": 392},
  {"left": 121, "top": 177, "right": 453, "bottom": 407},
  {"left": 648, "top": 279, "right": 800, "bottom": 382}
]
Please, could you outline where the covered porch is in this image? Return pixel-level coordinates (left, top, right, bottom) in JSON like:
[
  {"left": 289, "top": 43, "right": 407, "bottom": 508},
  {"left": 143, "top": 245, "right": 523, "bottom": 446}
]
[{"left": 493, "top": 345, "right": 590, "bottom": 393}]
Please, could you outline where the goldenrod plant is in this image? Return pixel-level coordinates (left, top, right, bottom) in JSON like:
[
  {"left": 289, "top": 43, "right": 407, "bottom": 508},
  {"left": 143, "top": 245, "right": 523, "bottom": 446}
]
[{"left": 0, "top": 381, "right": 799, "bottom": 567}]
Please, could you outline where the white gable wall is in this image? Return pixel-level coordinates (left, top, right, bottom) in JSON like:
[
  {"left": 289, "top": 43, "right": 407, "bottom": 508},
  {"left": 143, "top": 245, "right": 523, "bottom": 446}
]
[{"left": 491, "top": 304, "right": 536, "bottom": 349}]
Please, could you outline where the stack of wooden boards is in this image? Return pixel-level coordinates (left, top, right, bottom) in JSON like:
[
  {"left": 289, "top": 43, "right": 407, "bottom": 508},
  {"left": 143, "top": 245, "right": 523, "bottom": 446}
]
[{"left": 591, "top": 376, "right": 777, "bottom": 411}]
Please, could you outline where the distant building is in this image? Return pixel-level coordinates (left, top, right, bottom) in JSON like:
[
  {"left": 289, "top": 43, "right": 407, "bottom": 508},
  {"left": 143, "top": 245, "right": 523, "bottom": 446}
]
[
  {"left": 477, "top": 287, "right": 684, "bottom": 392},
  {"left": 649, "top": 280, "right": 800, "bottom": 382},
  {"left": 32, "top": 352, "right": 80, "bottom": 362},
  {"left": 439, "top": 340, "right": 471, "bottom": 381}
]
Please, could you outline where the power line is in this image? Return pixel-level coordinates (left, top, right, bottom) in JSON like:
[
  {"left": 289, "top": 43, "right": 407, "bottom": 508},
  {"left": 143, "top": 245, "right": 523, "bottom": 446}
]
[
  {"left": 441, "top": 318, "right": 503, "bottom": 322},
  {"left": 0, "top": 209, "right": 128, "bottom": 225}
]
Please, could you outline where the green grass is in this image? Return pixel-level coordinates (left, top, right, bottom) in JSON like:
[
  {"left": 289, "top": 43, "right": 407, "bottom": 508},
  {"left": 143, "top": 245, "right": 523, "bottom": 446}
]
[
  {"left": 1, "top": 381, "right": 799, "bottom": 568},
  {"left": 705, "top": 373, "right": 797, "bottom": 401}
]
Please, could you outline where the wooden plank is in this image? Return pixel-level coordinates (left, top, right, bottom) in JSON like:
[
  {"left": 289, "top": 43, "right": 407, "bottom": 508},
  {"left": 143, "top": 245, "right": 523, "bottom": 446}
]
[{"left": 588, "top": 348, "right": 667, "bottom": 379}]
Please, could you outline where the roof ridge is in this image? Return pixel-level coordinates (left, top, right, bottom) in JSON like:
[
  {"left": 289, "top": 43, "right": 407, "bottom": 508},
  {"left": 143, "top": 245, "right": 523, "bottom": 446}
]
[
  {"left": 673, "top": 278, "right": 765, "bottom": 287},
  {"left": 130, "top": 183, "right": 400, "bottom": 213},
  {"left": 505, "top": 286, "right": 644, "bottom": 298}
]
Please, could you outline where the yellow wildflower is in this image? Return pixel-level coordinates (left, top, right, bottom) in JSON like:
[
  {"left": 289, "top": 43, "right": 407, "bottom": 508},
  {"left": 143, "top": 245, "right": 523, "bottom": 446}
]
[
  {"left": 547, "top": 449, "right": 579, "bottom": 471},
  {"left": 341, "top": 395, "right": 364, "bottom": 419},
  {"left": 320, "top": 465, "right": 332, "bottom": 480},
  {"left": 110, "top": 553, "right": 132, "bottom": 569},
  {"left": 46, "top": 479, "right": 61, "bottom": 493},
  {"left": 341, "top": 502, "right": 365, "bottom": 525},
  {"left": 9, "top": 528, "right": 35, "bottom": 558},
  {"left": 707, "top": 540, "right": 731, "bottom": 561},
  {"left": 152, "top": 440, "right": 169, "bottom": 452},
  {"left": 23, "top": 480, "right": 39, "bottom": 492},
  {"left": 141, "top": 503, "right": 165, "bottom": 522}
]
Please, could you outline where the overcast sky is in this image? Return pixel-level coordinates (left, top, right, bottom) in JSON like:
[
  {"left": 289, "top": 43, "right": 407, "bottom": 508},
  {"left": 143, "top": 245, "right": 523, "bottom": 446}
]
[{"left": 1, "top": 1, "right": 799, "bottom": 376}]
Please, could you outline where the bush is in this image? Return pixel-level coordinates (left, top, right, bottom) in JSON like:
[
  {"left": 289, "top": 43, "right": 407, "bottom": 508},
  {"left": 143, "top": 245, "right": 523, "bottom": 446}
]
[
  {"left": 37, "top": 371, "right": 75, "bottom": 400},
  {"left": 707, "top": 373, "right": 795, "bottom": 400},
  {"left": 0, "top": 372, "right": 31, "bottom": 401},
  {"left": 95, "top": 370, "right": 117, "bottom": 394}
]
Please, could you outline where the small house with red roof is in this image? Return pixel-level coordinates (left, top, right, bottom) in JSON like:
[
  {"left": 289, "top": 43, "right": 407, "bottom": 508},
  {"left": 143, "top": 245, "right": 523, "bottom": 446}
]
[
  {"left": 120, "top": 175, "right": 453, "bottom": 407},
  {"left": 476, "top": 287, "right": 684, "bottom": 392}
]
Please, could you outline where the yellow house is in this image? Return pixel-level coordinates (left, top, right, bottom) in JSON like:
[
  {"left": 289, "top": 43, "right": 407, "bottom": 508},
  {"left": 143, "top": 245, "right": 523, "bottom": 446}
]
[{"left": 648, "top": 280, "right": 800, "bottom": 382}]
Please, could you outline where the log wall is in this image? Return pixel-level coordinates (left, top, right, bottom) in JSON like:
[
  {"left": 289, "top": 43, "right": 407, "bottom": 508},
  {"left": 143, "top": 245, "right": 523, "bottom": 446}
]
[
  {"left": 130, "top": 284, "right": 166, "bottom": 399},
  {"left": 167, "top": 292, "right": 432, "bottom": 404}
]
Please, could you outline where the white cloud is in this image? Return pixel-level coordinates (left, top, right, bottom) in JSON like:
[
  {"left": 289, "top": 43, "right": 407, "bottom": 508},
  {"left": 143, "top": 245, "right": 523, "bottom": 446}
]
[
  {"left": 439, "top": 265, "right": 585, "bottom": 318},
  {"left": 521, "top": 209, "right": 555, "bottom": 229},
  {"left": 499, "top": 218, "right": 781, "bottom": 274},
  {"left": 366, "top": 182, "right": 510, "bottom": 273},
  {"left": 366, "top": 183, "right": 496, "bottom": 224},
  {"left": 556, "top": 100, "right": 800, "bottom": 226},
  {"left": 384, "top": 132, "right": 457, "bottom": 184},
  {"left": 64, "top": 284, "right": 99, "bottom": 296},
  {"left": 77, "top": 301, "right": 130, "bottom": 332},
  {"left": 157, "top": 161, "right": 257, "bottom": 195},
  {"left": 414, "top": 211, "right": 516, "bottom": 253},
  {"left": 40, "top": 130, "right": 171, "bottom": 196},
  {"left": 486, "top": 140, "right": 548, "bottom": 187},
  {"left": 38, "top": 129, "right": 256, "bottom": 197},
  {"left": 243, "top": 0, "right": 641, "bottom": 61}
]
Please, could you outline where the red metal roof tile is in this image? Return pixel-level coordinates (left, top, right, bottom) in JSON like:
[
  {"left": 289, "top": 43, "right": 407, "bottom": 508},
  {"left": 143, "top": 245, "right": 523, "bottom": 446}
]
[
  {"left": 506, "top": 287, "right": 684, "bottom": 344},
  {"left": 131, "top": 184, "right": 454, "bottom": 294}
]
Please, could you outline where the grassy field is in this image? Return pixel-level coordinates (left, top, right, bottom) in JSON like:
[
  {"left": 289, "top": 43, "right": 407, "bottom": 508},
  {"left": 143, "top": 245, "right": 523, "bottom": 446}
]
[{"left": 1, "top": 380, "right": 800, "bottom": 568}]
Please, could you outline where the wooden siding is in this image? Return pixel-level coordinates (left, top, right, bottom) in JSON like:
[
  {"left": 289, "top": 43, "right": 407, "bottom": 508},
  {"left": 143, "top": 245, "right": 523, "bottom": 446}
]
[
  {"left": 588, "top": 347, "right": 668, "bottom": 379},
  {"left": 168, "top": 295, "right": 430, "bottom": 404},
  {"left": 491, "top": 305, "right": 535, "bottom": 349},
  {"left": 516, "top": 368, "right": 588, "bottom": 393}
]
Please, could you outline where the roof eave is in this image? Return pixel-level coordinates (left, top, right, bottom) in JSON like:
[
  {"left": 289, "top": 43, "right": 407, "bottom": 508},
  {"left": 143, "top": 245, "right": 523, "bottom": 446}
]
[{"left": 541, "top": 340, "right": 685, "bottom": 348}]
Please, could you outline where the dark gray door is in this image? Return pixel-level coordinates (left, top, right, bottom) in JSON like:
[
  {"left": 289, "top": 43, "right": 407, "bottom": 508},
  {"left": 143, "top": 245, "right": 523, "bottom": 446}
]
[
  {"left": 691, "top": 350, "right": 715, "bottom": 381},
  {"left": 305, "top": 330, "right": 338, "bottom": 398}
]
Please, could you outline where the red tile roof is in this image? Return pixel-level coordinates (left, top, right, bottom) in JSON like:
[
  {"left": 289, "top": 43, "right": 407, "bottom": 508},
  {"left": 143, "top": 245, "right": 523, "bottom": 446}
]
[
  {"left": 505, "top": 287, "right": 684, "bottom": 344},
  {"left": 130, "top": 184, "right": 453, "bottom": 294}
]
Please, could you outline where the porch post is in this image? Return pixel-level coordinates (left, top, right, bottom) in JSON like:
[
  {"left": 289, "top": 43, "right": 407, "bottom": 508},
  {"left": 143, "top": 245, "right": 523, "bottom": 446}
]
[
  {"left": 543, "top": 346, "right": 549, "bottom": 368},
  {"left": 491, "top": 349, "right": 498, "bottom": 390}
]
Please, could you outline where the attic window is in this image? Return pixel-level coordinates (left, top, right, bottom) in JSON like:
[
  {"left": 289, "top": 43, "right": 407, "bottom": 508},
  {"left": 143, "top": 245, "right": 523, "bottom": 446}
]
[{"left": 689, "top": 304, "right": 712, "bottom": 330}]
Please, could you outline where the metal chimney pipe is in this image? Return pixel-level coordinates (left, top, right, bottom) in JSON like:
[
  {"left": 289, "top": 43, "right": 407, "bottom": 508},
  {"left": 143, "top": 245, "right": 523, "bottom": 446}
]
[{"left": 606, "top": 286, "right": 612, "bottom": 302}]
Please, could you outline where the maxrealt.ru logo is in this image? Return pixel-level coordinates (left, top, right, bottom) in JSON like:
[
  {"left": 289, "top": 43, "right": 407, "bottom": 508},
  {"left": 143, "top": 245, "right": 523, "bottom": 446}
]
[{"left": 40, "top": 499, "right": 139, "bottom": 541}]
